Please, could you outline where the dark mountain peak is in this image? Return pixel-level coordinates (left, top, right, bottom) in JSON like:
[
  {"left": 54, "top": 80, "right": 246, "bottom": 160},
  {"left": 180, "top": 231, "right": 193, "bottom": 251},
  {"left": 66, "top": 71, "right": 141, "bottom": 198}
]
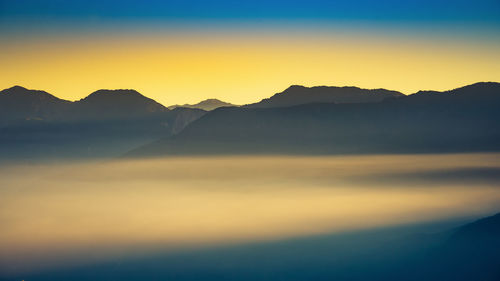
[
  {"left": 0, "top": 86, "right": 70, "bottom": 124},
  {"left": 283, "top": 85, "right": 307, "bottom": 91},
  {"left": 282, "top": 85, "right": 344, "bottom": 94},
  {"left": 450, "top": 82, "right": 500, "bottom": 97},
  {"left": 168, "top": 98, "right": 236, "bottom": 111},
  {"left": 81, "top": 89, "right": 146, "bottom": 101},
  {"left": 202, "top": 98, "right": 223, "bottom": 102},
  {"left": 246, "top": 84, "right": 404, "bottom": 108},
  {"left": 453, "top": 81, "right": 500, "bottom": 91},
  {"left": 74, "top": 89, "right": 167, "bottom": 119},
  {"left": 2, "top": 85, "right": 28, "bottom": 92},
  {"left": 80, "top": 89, "right": 164, "bottom": 107},
  {"left": 195, "top": 98, "right": 235, "bottom": 108},
  {"left": 0, "top": 85, "right": 66, "bottom": 102},
  {"left": 411, "top": 81, "right": 500, "bottom": 99}
]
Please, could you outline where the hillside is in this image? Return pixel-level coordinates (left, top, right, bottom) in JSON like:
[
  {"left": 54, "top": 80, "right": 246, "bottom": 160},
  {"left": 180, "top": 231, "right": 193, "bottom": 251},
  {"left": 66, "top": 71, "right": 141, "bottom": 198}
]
[
  {"left": 245, "top": 85, "right": 404, "bottom": 108},
  {"left": 0, "top": 86, "right": 206, "bottom": 160},
  {"left": 129, "top": 82, "right": 500, "bottom": 157},
  {"left": 0, "top": 86, "right": 71, "bottom": 126},
  {"left": 168, "top": 98, "right": 237, "bottom": 111}
]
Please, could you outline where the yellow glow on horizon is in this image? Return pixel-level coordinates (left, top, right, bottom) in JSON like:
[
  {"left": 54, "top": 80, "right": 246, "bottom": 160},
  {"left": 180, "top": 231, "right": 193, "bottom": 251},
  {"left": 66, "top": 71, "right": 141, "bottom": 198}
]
[{"left": 1, "top": 30, "right": 500, "bottom": 105}]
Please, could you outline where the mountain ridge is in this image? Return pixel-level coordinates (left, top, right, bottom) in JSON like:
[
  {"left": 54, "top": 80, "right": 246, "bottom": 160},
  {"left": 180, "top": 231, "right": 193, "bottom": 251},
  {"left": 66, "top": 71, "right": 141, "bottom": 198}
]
[
  {"left": 244, "top": 84, "right": 405, "bottom": 108},
  {"left": 168, "top": 98, "right": 237, "bottom": 111},
  {"left": 0, "top": 86, "right": 71, "bottom": 126},
  {"left": 2, "top": 82, "right": 500, "bottom": 159},
  {"left": 128, "top": 81, "right": 500, "bottom": 157},
  {"left": 73, "top": 89, "right": 168, "bottom": 120},
  {"left": 0, "top": 86, "right": 206, "bottom": 160}
]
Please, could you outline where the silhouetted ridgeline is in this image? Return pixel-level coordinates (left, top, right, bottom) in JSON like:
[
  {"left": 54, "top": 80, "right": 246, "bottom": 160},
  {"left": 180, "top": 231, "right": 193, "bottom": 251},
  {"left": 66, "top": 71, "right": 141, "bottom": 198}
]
[
  {"left": 168, "top": 98, "right": 237, "bottom": 111},
  {"left": 2, "top": 82, "right": 500, "bottom": 159},
  {"left": 0, "top": 86, "right": 205, "bottom": 160},
  {"left": 129, "top": 82, "right": 500, "bottom": 156},
  {"left": 0, "top": 86, "right": 71, "bottom": 125},
  {"left": 244, "top": 85, "right": 404, "bottom": 108},
  {"left": 419, "top": 213, "right": 500, "bottom": 281}
]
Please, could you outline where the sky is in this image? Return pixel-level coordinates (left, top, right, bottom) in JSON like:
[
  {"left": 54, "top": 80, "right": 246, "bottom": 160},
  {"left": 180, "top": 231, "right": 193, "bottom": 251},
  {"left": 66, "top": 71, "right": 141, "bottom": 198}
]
[{"left": 1, "top": 0, "right": 500, "bottom": 105}]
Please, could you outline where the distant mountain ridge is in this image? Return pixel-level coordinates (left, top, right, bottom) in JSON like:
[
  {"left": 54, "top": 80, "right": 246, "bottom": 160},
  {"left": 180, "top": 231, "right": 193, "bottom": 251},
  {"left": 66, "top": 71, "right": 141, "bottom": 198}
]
[
  {"left": 0, "top": 84, "right": 404, "bottom": 123},
  {"left": 0, "top": 86, "right": 206, "bottom": 159},
  {"left": 72, "top": 89, "right": 168, "bottom": 120},
  {"left": 244, "top": 85, "right": 404, "bottom": 108},
  {"left": 168, "top": 98, "right": 237, "bottom": 111},
  {"left": 0, "top": 87, "right": 173, "bottom": 123},
  {"left": 2, "top": 82, "right": 500, "bottom": 159},
  {"left": 129, "top": 82, "right": 500, "bottom": 157},
  {"left": 0, "top": 86, "right": 71, "bottom": 126}
]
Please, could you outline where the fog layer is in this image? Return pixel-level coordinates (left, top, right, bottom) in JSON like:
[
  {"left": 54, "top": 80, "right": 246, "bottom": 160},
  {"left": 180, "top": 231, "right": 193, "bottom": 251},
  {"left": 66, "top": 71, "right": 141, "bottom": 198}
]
[{"left": 1, "top": 154, "right": 499, "bottom": 273}]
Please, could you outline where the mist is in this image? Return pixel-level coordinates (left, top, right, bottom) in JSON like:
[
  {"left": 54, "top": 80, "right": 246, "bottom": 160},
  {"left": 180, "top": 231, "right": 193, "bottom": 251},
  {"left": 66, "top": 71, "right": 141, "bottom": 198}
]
[{"left": 1, "top": 153, "right": 499, "bottom": 277}]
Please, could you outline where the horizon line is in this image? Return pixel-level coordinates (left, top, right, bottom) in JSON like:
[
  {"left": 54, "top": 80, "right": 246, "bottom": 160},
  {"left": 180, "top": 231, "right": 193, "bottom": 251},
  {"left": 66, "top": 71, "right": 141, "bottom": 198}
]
[{"left": 3, "top": 81, "right": 499, "bottom": 108}]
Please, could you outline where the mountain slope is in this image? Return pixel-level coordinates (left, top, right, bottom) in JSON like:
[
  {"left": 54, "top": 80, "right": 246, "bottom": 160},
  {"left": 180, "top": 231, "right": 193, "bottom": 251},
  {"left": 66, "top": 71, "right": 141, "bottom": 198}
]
[
  {"left": 129, "top": 82, "right": 500, "bottom": 157},
  {"left": 0, "top": 86, "right": 71, "bottom": 125},
  {"left": 168, "top": 99, "right": 237, "bottom": 111},
  {"left": 72, "top": 89, "right": 168, "bottom": 120},
  {"left": 421, "top": 212, "right": 500, "bottom": 281},
  {"left": 245, "top": 85, "right": 404, "bottom": 108},
  {"left": 450, "top": 212, "right": 500, "bottom": 240},
  {"left": 0, "top": 87, "right": 206, "bottom": 160},
  {"left": 6, "top": 213, "right": 499, "bottom": 281}
]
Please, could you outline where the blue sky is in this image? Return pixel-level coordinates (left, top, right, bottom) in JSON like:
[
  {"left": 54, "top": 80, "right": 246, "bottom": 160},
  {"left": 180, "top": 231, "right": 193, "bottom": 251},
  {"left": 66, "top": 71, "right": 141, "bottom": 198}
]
[
  {"left": 1, "top": 0, "right": 499, "bottom": 23},
  {"left": 1, "top": 0, "right": 499, "bottom": 105}
]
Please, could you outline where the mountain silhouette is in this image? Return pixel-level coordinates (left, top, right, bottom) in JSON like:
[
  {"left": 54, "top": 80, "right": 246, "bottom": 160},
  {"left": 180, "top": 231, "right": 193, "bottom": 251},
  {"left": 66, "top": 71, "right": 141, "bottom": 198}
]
[
  {"left": 3, "top": 82, "right": 500, "bottom": 160},
  {"left": 128, "top": 82, "right": 500, "bottom": 157},
  {"left": 72, "top": 89, "right": 168, "bottom": 120},
  {"left": 0, "top": 86, "right": 71, "bottom": 126},
  {"left": 419, "top": 212, "right": 500, "bottom": 281},
  {"left": 450, "top": 212, "right": 500, "bottom": 241},
  {"left": 0, "top": 87, "right": 170, "bottom": 124},
  {"left": 0, "top": 86, "right": 206, "bottom": 160},
  {"left": 244, "top": 85, "right": 404, "bottom": 108},
  {"left": 168, "top": 98, "right": 237, "bottom": 111}
]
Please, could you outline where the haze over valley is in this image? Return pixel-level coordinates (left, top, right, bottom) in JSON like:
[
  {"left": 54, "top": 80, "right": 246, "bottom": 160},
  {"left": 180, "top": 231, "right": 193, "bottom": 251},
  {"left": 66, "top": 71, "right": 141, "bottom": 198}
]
[{"left": 2, "top": 0, "right": 500, "bottom": 280}]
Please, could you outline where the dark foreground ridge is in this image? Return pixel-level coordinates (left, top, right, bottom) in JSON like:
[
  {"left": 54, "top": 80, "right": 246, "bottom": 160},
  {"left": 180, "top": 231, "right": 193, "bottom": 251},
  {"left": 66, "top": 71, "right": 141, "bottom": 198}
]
[
  {"left": 129, "top": 82, "right": 500, "bottom": 157},
  {"left": 2, "top": 212, "right": 499, "bottom": 281}
]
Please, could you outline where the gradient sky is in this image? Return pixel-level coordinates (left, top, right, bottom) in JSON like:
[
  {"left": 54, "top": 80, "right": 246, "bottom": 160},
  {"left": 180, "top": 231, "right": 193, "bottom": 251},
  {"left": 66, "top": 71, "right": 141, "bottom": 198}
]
[{"left": 1, "top": 0, "right": 499, "bottom": 105}]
